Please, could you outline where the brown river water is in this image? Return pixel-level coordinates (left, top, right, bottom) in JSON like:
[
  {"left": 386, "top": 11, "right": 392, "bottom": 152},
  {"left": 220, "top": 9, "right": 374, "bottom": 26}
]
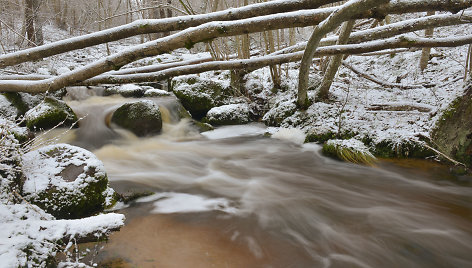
[{"left": 49, "top": 91, "right": 472, "bottom": 268}]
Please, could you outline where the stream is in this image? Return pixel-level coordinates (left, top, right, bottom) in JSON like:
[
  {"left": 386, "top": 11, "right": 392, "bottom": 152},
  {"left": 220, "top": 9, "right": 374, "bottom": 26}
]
[{"left": 48, "top": 88, "right": 472, "bottom": 267}]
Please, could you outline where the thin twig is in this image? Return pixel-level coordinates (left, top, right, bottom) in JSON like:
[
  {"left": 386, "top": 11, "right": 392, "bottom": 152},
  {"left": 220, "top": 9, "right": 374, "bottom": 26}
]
[
  {"left": 0, "top": 18, "right": 37, "bottom": 47},
  {"left": 421, "top": 142, "right": 467, "bottom": 167},
  {"left": 342, "top": 61, "right": 422, "bottom": 90}
]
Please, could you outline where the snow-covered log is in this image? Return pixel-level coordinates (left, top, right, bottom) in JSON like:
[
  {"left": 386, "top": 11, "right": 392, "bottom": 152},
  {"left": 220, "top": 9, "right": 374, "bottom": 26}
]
[
  {"left": 1, "top": 35, "right": 471, "bottom": 85},
  {"left": 0, "top": 0, "right": 469, "bottom": 68},
  {"left": 275, "top": 11, "right": 472, "bottom": 55},
  {"left": 75, "top": 35, "right": 472, "bottom": 85},
  {"left": 0, "top": 0, "right": 342, "bottom": 68}
]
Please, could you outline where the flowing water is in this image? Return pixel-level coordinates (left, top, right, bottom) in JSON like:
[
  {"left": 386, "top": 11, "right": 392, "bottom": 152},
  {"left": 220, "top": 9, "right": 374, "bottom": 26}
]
[{"left": 54, "top": 89, "right": 472, "bottom": 268}]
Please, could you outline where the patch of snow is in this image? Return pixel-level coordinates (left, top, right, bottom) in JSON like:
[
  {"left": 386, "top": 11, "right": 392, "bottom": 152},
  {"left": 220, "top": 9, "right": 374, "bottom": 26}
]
[
  {"left": 56, "top": 66, "right": 71, "bottom": 75},
  {"left": 272, "top": 128, "right": 306, "bottom": 144},
  {"left": 202, "top": 123, "right": 266, "bottom": 139},
  {"left": 144, "top": 88, "right": 171, "bottom": 96},
  {"left": 118, "top": 83, "right": 142, "bottom": 92},
  {"left": 144, "top": 192, "right": 237, "bottom": 214},
  {"left": 206, "top": 103, "right": 250, "bottom": 122},
  {"left": 326, "top": 138, "right": 374, "bottom": 157},
  {"left": 0, "top": 203, "right": 124, "bottom": 268}
]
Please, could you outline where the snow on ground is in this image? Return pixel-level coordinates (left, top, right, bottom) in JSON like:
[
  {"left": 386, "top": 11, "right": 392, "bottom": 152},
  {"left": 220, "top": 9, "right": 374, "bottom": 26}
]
[
  {"left": 136, "top": 192, "right": 238, "bottom": 214},
  {"left": 0, "top": 203, "right": 124, "bottom": 267},
  {"left": 202, "top": 123, "right": 267, "bottom": 139}
]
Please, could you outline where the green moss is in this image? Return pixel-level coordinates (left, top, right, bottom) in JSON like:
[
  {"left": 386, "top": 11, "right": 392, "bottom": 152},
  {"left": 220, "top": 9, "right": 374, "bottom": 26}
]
[
  {"left": 373, "top": 140, "right": 434, "bottom": 159},
  {"left": 2, "top": 92, "right": 29, "bottom": 116},
  {"left": 25, "top": 97, "right": 78, "bottom": 131},
  {"left": 438, "top": 96, "right": 461, "bottom": 122},
  {"left": 322, "top": 141, "right": 376, "bottom": 165},
  {"left": 305, "top": 130, "right": 356, "bottom": 143},
  {"left": 30, "top": 173, "right": 109, "bottom": 219},
  {"left": 184, "top": 39, "right": 195, "bottom": 50}
]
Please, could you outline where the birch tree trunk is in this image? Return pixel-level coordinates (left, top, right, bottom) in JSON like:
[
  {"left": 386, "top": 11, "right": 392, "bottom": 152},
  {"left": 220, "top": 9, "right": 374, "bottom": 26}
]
[
  {"left": 316, "top": 19, "right": 354, "bottom": 100},
  {"left": 24, "top": 0, "right": 35, "bottom": 45},
  {"left": 419, "top": 11, "right": 435, "bottom": 71}
]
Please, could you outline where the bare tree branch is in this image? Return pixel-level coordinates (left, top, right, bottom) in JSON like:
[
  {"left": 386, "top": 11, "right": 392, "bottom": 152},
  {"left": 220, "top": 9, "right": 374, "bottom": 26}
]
[
  {"left": 0, "top": 0, "right": 469, "bottom": 68},
  {"left": 276, "top": 11, "right": 472, "bottom": 55},
  {"left": 0, "top": 0, "right": 343, "bottom": 68}
]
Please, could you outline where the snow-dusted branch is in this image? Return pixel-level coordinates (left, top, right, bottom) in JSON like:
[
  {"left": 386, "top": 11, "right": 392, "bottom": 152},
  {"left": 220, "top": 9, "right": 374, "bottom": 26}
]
[
  {"left": 0, "top": 0, "right": 341, "bottom": 68},
  {"left": 342, "top": 61, "right": 419, "bottom": 89},
  {"left": 74, "top": 35, "right": 472, "bottom": 85},
  {"left": 276, "top": 11, "right": 472, "bottom": 55}
]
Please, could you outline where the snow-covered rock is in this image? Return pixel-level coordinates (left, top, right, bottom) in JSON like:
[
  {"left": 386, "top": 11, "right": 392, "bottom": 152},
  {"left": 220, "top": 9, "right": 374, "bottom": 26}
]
[
  {"left": 104, "top": 84, "right": 146, "bottom": 98},
  {"left": 144, "top": 88, "right": 172, "bottom": 97},
  {"left": 205, "top": 103, "right": 251, "bottom": 126},
  {"left": 21, "top": 144, "right": 117, "bottom": 219},
  {"left": 25, "top": 97, "right": 78, "bottom": 131},
  {"left": 172, "top": 75, "right": 236, "bottom": 119}
]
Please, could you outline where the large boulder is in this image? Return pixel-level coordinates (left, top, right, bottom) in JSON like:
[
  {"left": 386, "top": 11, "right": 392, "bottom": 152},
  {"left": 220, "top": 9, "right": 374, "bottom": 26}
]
[
  {"left": 25, "top": 97, "right": 78, "bottom": 131},
  {"left": 111, "top": 100, "right": 162, "bottom": 137},
  {"left": 432, "top": 82, "right": 472, "bottom": 166},
  {"left": 21, "top": 144, "right": 116, "bottom": 219},
  {"left": 172, "top": 75, "right": 235, "bottom": 119},
  {"left": 204, "top": 103, "right": 251, "bottom": 126}
]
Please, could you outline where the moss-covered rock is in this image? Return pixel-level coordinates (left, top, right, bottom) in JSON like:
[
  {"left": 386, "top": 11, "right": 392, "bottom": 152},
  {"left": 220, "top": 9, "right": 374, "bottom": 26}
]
[
  {"left": 111, "top": 100, "right": 162, "bottom": 137},
  {"left": 172, "top": 75, "right": 235, "bottom": 119},
  {"left": 24, "top": 97, "right": 78, "bottom": 131},
  {"left": 21, "top": 144, "right": 117, "bottom": 219},
  {"left": 432, "top": 81, "right": 472, "bottom": 166},
  {"left": 322, "top": 138, "right": 376, "bottom": 165},
  {"left": 104, "top": 84, "right": 146, "bottom": 98},
  {"left": 204, "top": 103, "right": 251, "bottom": 126},
  {"left": 372, "top": 139, "right": 434, "bottom": 159}
]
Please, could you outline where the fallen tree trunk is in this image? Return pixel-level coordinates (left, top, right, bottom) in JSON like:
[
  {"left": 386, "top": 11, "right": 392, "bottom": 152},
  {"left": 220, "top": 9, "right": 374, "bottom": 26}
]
[
  {"left": 0, "top": 0, "right": 469, "bottom": 68},
  {"left": 73, "top": 35, "right": 472, "bottom": 85},
  {"left": 0, "top": 0, "right": 342, "bottom": 68},
  {"left": 2, "top": 35, "right": 471, "bottom": 85},
  {"left": 275, "top": 11, "right": 472, "bottom": 55}
]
